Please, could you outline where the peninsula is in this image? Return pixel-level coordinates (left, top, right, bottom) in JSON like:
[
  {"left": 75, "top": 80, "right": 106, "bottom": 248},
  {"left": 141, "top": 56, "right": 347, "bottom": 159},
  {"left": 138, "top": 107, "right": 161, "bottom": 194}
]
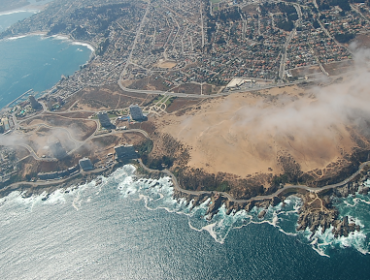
[{"left": 1, "top": 0, "right": 370, "bottom": 239}]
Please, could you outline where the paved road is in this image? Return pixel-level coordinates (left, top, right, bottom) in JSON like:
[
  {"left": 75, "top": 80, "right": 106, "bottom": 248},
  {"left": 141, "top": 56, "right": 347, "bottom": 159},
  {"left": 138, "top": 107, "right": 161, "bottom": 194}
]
[
  {"left": 120, "top": 1, "right": 150, "bottom": 77},
  {"left": 137, "top": 159, "right": 369, "bottom": 204},
  {"left": 12, "top": 122, "right": 149, "bottom": 163},
  {"left": 118, "top": 80, "right": 314, "bottom": 99},
  {"left": 0, "top": 167, "right": 109, "bottom": 196}
]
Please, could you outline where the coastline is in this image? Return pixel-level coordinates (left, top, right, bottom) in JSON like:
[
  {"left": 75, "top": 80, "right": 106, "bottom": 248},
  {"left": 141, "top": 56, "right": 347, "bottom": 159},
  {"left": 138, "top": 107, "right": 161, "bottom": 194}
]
[
  {"left": 0, "top": 0, "right": 53, "bottom": 16},
  {"left": 0, "top": 154, "right": 369, "bottom": 244},
  {"left": 0, "top": 9, "right": 39, "bottom": 17},
  {"left": 0, "top": 4, "right": 367, "bottom": 249},
  {"left": 0, "top": 31, "right": 96, "bottom": 110},
  {"left": 2, "top": 32, "right": 96, "bottom": 54}
]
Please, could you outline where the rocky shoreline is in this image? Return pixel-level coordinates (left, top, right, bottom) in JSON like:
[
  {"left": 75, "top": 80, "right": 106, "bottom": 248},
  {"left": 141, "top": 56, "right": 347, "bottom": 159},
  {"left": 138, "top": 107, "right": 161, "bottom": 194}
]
[
  {"left": 295, "top": 174, "right": 370, "bottom": 239},
  {"left": 0, "top": 161, "right": 128, "bottom": 199},
  {"left": 171, "top": 169, "right": 370, "bottom": 239},
  {"left": 1, "top": 160, "right": 370, "bottom": 240}
]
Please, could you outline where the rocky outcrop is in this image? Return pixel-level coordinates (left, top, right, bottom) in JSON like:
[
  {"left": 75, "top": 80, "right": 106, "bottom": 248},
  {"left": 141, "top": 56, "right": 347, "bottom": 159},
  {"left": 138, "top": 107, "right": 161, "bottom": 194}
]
[
  {"left": 334, "top": 182, "right": 359, "bottom": 198},
  {"left": 171, "top": 166, "right": 370, "bottom": 240},
  {"left": 297, "top": 207, "right": 338, "bottom": 234},
  {"left": 205, "top": 193, "right": 225, "bottom": 219},
  {"left": 258, "top": 209, "right": 267, "bottom": 219},
  {"left": 332, "top": 216, "right": 361, "bottom": 238},
  {"left": 359, "top": 186, "right": 369, "bottom": 195}
]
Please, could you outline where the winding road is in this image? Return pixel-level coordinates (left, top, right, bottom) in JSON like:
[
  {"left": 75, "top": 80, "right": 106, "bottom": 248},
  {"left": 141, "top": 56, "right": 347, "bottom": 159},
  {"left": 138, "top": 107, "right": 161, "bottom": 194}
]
[{"left": 137, "top": 159, "right": 369, "bottom": 204}]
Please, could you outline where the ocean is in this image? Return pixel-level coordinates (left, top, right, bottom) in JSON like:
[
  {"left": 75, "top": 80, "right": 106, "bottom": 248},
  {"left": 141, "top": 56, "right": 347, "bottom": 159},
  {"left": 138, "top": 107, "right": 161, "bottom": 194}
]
[
  {"left": 0, "top": 165, "right": 369, "bottom": 280},
  {"left": 0, "top": 5, "right": 370, "bottom": 280},
  {"left": 0, "top": 0, "right": 55, "bottom": 32},
  {"left": 0, "top": 12, "right": 37, "bottom": 33},
  {"left": 0, "top": 34, "right": 92, "bottom": 109}
]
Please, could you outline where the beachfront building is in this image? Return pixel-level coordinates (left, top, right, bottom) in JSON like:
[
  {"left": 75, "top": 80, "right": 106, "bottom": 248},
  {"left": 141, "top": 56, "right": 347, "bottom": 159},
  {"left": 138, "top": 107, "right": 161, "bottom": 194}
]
[
  {"left": 29, "top": 95, "right": 42, "bottom": 110},
  {"left": 79, "top": 158, "right": 94, "bottom": 171},
  {"left": 114, "top": 145, "right": 138, "bottom": 160}
]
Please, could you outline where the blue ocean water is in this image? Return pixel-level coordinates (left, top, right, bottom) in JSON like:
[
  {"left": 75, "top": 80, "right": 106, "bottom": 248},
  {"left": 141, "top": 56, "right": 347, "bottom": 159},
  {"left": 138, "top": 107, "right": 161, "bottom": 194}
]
[
  {"left": 0, "top": 12, "right": 36, "bottom": 32},
  {"left": 0, "top": 165, "right": 369, "bottom": 279},
  {"left": 0, "top": 35, "right": 92, "bottom": 108}
]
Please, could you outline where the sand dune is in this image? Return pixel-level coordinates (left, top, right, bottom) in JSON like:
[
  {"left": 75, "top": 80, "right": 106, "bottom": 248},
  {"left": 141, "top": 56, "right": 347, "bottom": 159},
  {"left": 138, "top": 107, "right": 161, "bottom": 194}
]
[{"left": 155, "top": 72, "right": 370, "bottom": 180}]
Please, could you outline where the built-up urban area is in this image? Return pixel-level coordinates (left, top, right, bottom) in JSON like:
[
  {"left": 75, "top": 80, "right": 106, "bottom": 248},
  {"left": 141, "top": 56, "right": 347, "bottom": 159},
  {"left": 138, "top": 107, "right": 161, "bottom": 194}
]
[{"left": 1, "top": 0, "right": 368, "bottom": 99}]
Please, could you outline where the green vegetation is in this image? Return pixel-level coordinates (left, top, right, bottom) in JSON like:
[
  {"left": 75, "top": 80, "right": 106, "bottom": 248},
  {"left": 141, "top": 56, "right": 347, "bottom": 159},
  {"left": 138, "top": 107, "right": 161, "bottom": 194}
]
[
  {"left": 210, "top": 0, "right": 221, "bottom": 3},
  {"left": 134, "top": 139, "right": 153, "bottom": 156},
  {"left": 272, "top": 174, "right": 289, "bottom": 187},
  {"left": 96, "top": 38, "right": 110, "bottom": 56},
  {"left": 107, "top": 113, "right": 117, "bottom": 118},
  {"left": 276, "top": 20, "right": 294, "bottom": 31},
  {"left": 141, "top": 155, "right": 174, "bottom": 170},
  {"left": 335, "top": 33, "right": 355, "bottom": 43},
  {"left": 165, "top": 97, "right": 176, "bottom": 106},
  {"left": 215, "top": 181, "right": 230, "bottom": 192}
]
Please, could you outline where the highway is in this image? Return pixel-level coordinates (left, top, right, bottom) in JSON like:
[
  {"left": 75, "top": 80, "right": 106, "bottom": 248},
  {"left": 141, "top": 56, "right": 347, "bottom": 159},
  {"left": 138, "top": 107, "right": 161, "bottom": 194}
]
[{"left": 118, "top": 79, "right": 313, "bottom": 99}]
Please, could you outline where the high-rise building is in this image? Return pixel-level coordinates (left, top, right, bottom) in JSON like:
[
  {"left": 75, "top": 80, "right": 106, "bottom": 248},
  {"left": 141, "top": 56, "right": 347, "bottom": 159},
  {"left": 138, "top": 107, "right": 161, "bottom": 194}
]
[
  {"left": 129, "top": 104, "right": 145, "bottom": 121},
  {"left": 114, "top": 145, "right": 138, "bottom": 160},
  {"left": 97, "top": 111, "right": 115, "bottom": 129},
  {"left": 79, "top": 158, "right": 94, "bottom": 171},
  {"left": 29, "top": 95, "right": 42, "bottom": 110}
]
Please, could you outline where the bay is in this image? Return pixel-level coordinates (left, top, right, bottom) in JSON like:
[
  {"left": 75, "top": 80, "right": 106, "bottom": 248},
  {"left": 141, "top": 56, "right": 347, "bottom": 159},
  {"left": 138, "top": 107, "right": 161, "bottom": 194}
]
[
  {"left": 0, "top": 12, "right": 36, "bottom": 32},
  {"left": 0, "top": 35, "right": 92, "bottom": 108}
]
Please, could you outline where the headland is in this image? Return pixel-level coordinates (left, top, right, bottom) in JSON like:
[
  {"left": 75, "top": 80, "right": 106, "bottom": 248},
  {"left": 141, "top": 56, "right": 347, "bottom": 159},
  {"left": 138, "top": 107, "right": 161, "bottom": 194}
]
[{"left": 1, "top": 0, "right": 370, "bottom": 241}]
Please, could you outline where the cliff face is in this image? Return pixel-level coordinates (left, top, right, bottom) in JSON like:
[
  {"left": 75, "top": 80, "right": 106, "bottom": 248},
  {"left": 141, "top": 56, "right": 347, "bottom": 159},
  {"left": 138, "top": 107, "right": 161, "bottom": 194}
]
[{"left": 171, "top": 166, "right": 370, "bottom": 239}]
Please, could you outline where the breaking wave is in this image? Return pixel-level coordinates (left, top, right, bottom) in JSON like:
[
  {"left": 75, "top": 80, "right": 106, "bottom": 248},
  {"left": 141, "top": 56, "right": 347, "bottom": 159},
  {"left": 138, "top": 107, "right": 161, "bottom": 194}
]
[
  {"left": 1, "top": 164, "right": 369, "bottom": 257},
  {"left": 109, "top": 165, "right": 370, "bottom": 256}
]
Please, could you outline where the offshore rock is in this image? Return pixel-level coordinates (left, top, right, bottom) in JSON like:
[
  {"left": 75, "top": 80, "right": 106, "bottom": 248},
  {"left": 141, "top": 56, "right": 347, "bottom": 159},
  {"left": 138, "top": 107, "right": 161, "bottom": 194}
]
[
  {"left": 359, "top": 186, "right": 369, "bottom": 195},
  {"left": 258, "top": 209, "right": 267, "bottom": 219}
]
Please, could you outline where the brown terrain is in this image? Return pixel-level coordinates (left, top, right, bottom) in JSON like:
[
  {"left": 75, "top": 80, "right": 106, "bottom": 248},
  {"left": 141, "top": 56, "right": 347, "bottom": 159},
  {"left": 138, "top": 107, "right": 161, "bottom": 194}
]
[
  {"left": 20, "top": 113, "right": 97, "bottom": 141},
  {"left": 61, "top": 85, "right": 148, "bottom": 112},
  {"left": 149, "top": 72, "right": 370, "bottom": 196}
]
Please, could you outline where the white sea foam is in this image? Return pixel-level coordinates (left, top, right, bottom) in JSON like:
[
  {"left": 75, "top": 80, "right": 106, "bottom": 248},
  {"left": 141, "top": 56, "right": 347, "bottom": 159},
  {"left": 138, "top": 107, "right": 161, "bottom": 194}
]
[
  {"left": 4, "top": 34, "right": 95, "bottom": 56},
  {"left": 0, "top": 9, "right": 39, "bottom": 16},
  {"left": 51, "top": 35, "right": 70, "bottom": 41},
  {"left": 72, "top": 41, "right": 95, "bottom": 52},
  {"left": 1, "top": 164, "right": 369, "bottom": 257},
  {"left": 7, "top": 35, "right": 28, "bottom": 40}
]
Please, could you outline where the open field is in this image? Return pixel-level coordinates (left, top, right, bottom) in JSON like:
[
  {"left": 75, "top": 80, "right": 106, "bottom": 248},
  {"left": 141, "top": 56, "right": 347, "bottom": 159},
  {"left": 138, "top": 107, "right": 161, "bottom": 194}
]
[
  {"left": 155, "top": 61, "right": 177, "bottom": 69},
  {"left": 172, "top": 83, "right": 201, "bottom": 94},
  {"left": 323, "top": 60, "right": 354, "bottom": 76},
  {"left": 61, "top": 85, "right": 148, "bottom": 112},
  {"left": 166, "top": 97, "right": 201, "bottom": 114},
  {"left": 20, "top": 114, "right": 97, "bottom": 141},
  {"left": 75, "top": 132, "right": 146, "bottom": 167},
  {"left": 27, "top": 127, "right": 76, "bottom": 158}
]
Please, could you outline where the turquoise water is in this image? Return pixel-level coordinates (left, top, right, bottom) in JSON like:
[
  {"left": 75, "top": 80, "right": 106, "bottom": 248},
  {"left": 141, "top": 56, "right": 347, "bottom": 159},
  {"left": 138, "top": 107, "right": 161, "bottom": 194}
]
[
  {"left": 0, "top": 35, "right": 92, "bottom": 108},
  {"left": 0, "top": 12, "right": 36, "bottom": 32},
  {"left": 0, "top": 165, "right": 369, "bottom": 279}
]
